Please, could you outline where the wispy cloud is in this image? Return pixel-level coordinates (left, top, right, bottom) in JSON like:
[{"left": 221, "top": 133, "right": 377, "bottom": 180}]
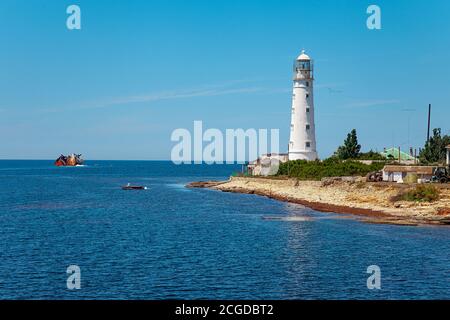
[
  {"left": 346, "top": 99, "right": 400, "bottom": 108},
  {"left": 95, "top": 86, "right": 262, "bottom": 108},
  {"left": 40, "top": 81, "right": 266, "bottom": 113}
]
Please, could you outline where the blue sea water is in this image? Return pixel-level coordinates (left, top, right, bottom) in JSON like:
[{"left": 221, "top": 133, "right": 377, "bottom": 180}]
[{"left": 0, "top": 160, "right": 449, "bottom": 299}]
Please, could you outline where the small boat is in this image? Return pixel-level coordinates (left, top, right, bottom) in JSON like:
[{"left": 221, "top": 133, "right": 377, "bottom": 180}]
[{"left": 122, "top": 183, "right": 146, "bottom": 190}]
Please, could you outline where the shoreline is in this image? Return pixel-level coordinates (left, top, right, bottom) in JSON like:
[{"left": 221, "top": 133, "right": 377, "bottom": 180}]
[{"left": 187, "top": 177, "right": 450, "bottom": 226}]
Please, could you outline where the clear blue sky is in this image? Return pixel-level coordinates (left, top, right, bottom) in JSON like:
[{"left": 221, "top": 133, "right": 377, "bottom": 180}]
[{"left": 1, "top": 0, "right": 449, "bottom": 160}]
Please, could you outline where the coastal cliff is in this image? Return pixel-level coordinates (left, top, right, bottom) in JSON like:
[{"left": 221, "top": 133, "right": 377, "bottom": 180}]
[{"left": 188, "top": 177, "right": 450, "bottom": 226}]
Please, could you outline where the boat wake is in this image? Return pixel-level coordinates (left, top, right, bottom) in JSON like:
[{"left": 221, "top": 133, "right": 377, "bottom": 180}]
[{"left": 166, "top": 183, "right": 191, "bottom": 192}]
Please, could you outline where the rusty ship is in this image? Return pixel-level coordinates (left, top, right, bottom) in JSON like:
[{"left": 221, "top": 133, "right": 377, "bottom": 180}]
[{"left": 54, "top": 154, "right": 84, "bottom": 167}]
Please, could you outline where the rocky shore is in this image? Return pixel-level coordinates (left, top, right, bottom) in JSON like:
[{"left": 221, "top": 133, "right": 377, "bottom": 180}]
[{"left": 187, "top": 177, "right": 450, "bottom": 226}]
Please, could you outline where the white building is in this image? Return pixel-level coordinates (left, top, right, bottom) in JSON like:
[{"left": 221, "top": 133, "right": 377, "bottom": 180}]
[
  {"left": 446, "top": 144, "right": 450, "bottom": 166},
  {"left": 247, "top": 153, "right": 288, "bottom": 176},
  {"left": 288, "top": 50, "right": 318, "bottom": 161},
  {"left": 382, "top": 165, "right": 435, "bottom": 183}
]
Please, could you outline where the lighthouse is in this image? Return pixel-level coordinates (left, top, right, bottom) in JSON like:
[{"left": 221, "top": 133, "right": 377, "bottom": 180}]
[{"left": 288, "top": 50, "right": 318, "bottom": 161}]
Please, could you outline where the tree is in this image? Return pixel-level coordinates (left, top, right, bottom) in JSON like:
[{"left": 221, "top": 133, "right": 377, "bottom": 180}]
[
  {"left": 334, "top": 129, "right": 361, "bottom": 160},
  {"left": 358, "top": 149, "right": 385, "bottom": 160},
  {"left": 419, "top": 128, "right": 450, "bottom": 164}
]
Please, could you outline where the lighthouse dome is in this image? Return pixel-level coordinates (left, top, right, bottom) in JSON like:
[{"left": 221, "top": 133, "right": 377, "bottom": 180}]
[{"left": 296, "top": 50, "right": 310, "bottom": 60}]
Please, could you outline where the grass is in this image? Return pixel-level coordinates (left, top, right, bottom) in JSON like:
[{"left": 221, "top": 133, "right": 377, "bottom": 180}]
[
  {"left": 277, "top": 158, "right": 385, "bottom": 181},
  {"left": 393, "top": 185, "right": 440, "bottom": 203}
]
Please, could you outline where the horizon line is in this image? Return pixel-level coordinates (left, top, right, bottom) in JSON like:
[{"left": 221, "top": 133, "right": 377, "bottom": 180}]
[{"left": 0, "top": 159, "right": 249, "bottom": 163}]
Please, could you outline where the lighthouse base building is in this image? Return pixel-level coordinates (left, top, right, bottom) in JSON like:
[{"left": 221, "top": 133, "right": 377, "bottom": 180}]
[{"left": 288, "top": 50, "right": 318, "bottom": 161}]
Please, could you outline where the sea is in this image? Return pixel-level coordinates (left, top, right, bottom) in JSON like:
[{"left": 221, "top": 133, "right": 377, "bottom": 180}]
[{"left": 0, "top": 160, "right": 449, "bottom": 299}]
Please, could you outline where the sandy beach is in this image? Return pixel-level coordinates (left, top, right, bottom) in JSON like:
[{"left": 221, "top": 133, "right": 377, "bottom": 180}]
[{"left": 188, "top": 177, "right": 450, "bottom": 226}]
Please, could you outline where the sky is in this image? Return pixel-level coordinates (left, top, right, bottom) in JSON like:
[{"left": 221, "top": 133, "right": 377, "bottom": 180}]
[{"left": 1, "top": 0, "right": 449, "bottom": 160}]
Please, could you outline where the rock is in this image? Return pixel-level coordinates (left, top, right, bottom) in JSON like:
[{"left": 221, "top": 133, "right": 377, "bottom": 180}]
[
  {"left": 437, "top": 208, "right": 450, "bottom": 216},
  {"left": 341, "top": 176, "right": 360, "bottom": 183},
  {"left": 321, "top": 177, "right": 341, "bottom": 186},
  {"left": 320, "top": 177, "right": 360, "bottom": 187},
  {"left": 321, "top": 176, "right": 360, "bottom": 187},
  {"left": 185, "top": 181, "right": 226, "bottom": 188}
]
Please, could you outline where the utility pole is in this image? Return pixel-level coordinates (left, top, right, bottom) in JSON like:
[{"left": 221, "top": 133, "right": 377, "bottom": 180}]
[
  {"left": 427, "top": 104, "right": 431, "bottom": 142},
  {"left": 287, "top": 144, "right": 290, "bottom": 177}
]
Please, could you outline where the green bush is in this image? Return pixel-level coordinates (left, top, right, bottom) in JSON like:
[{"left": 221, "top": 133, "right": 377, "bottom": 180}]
[
  {"left": 401, "top": 185, "right": 440, "bottom": 202},
  {"left": 277, "top": 158, "right": 385, "bottom": 180},
  {"left": 358, "top": 150, "right": 386, "bottom": 160},
  {"left": 403, "top": 173, "right": 418, "bottom": 184}
]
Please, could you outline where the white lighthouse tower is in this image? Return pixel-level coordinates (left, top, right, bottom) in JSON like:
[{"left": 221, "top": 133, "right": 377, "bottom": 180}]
[{"left": 288, "top": 50, "right": 318, "bottom": 161}]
